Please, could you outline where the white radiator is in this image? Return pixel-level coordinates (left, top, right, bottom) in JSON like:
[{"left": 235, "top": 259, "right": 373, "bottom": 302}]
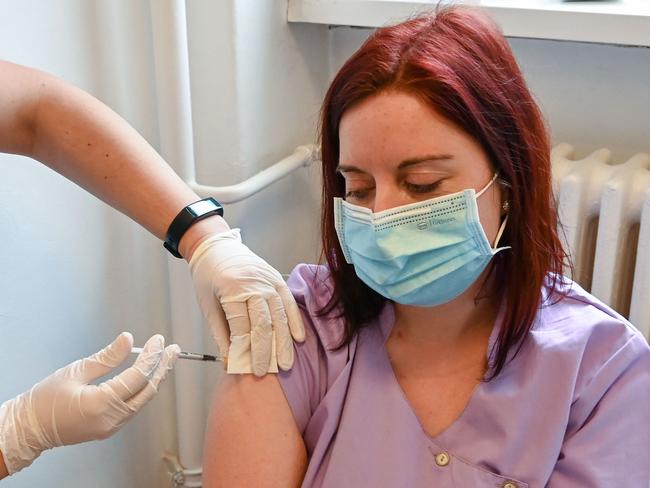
[{"left": 551, "top": 143, "right": 650, "bottom": 340}]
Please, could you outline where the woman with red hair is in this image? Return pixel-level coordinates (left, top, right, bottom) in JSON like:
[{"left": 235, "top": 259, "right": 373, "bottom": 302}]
[{"left": 203, "top": 5, "right": 650, "bottom": 487}]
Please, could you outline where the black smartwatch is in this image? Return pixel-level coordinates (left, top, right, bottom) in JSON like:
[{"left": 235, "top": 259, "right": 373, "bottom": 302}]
[{"left": 164, "top": 197, "right": 224, "bottom": 258}]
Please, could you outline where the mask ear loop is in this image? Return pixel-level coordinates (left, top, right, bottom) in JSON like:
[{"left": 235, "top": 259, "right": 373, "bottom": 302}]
[
  {"left": 476, "top": 172, "right": 509, "bottom": 249},
  {"left": 476, "top": 172, "right": 499, "bottom": 198},
  {"left": 493, "top": 214, "right": 509, "bottom": 248}
]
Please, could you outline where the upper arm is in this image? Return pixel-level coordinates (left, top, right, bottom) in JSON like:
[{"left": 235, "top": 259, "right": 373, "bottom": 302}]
[
  {"left": 547, "top": 334, "right": 650, "bottom": 486},
  {"left": 202, "top": 373, "right": 308, "bottom": 488},
  {"left": 0, "top": 60, "right": 42, "bottom": 155}
]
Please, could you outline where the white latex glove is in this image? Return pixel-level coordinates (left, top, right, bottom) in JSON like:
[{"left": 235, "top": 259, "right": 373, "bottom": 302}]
[
  {"left": 189, "top": 229, "right": 305, "bottom": 376},
  {"left": 0, "top": 332, "right": 179, "bottom": 475}
]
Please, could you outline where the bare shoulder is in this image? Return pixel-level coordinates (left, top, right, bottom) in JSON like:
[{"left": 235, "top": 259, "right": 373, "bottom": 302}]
[{"left": 202, "top": 372, "right": 308, "bottom": 488}]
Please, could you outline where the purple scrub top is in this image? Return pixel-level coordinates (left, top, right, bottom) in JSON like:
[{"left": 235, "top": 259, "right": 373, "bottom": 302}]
[{"left": 278, "top": 264, "right": 650, "bottom": 488}]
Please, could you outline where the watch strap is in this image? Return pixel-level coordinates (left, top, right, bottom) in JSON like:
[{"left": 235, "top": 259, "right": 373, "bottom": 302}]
[{"left": 164, "top": 197, "right": 224, "bottom": 258}]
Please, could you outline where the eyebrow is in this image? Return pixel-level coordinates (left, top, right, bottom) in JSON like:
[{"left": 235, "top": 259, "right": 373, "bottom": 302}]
[{"left": 336, "top": 154, "right": 454, "bottom": 174}]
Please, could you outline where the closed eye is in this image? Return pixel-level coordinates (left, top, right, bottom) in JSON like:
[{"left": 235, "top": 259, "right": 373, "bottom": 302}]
[
  {"left": 345, "top": 188, "right": 374, "bottom": 200},
  {"left": 404, "top": 181, "right": 442, "bottom": 194}
]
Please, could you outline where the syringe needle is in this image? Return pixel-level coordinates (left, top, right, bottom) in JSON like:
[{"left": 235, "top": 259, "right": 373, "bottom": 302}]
[{"left": 131, "top": 347, "right": 224, "bottom": 363}]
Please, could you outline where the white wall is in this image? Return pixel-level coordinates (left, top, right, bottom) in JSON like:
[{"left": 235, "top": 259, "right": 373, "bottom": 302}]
[
  {"left": 0, "top": 2, "right": 178, "bottom": 487},
  {"left": 185, "top": 0, "right": 327, "bottom": 274},
  {"left": 2, "top": 1, "right": 647, "bottom": 486},
  {"left": 0, "top": 1, "right": 326, "bottom": 486},
  {"left": 329, "top": 27, "right": 650, "bottom": 161}
]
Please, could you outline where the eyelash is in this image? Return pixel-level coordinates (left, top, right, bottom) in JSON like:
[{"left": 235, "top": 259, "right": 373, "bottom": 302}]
[
  {"left": 345, "top": 181, "right": 442, "bottom": 200},
  {"left": 404, "top": 181, "right": 441, "bottom": 194},
  {"left": 345, "top": 189, "right": 371, "bottom": 200}
]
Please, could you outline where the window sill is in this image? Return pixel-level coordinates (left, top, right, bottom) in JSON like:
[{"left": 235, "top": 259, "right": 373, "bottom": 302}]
[{"left": 287, "top": 0, "right": 650, "bottom": 47}]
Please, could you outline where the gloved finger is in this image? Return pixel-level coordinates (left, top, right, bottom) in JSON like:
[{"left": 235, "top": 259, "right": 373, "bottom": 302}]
[
  {"left": 268, "top": 294, "right": 294, "bottom": 371},
  {"left": 148, "top": 344, "right": 180, "bottom": 390},
  {"left": 78, "top": 332, "right": 134, "bottom": 383},
  {"left": 277, "top": 284, "right": 306, "bottom": 343},
  {"left": 221, "top": 300, "right": 251, "bottom": 338},
  {"left": 248, "top": 296, "right": 274, "bottom": 377},
  {"left": 126, "top": 344, "right": 180, "bottom": 412},
  {"left": 200, "top": 295, "right": 231, "bottom": 359},
  {"left": 101, "top": 334, "right": 165, "bottom": 402}
]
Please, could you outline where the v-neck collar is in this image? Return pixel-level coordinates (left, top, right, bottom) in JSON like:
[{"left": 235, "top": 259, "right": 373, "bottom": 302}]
[{"left": 374, "top": 299, "right": 505, "bottom": 446}]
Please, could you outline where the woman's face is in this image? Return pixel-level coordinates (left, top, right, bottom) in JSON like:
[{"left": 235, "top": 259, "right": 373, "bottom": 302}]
[{"left": 338, "top": 90, "right": 504, "bottom": 246}]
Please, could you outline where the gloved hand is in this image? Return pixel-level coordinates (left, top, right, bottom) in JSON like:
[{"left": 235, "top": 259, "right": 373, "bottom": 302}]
[
  {"left": 0, "top": 332, "right": 179, "bottom": 475},
  {"left": 189, "top": 229, "right": 305, "bottom": 376}
]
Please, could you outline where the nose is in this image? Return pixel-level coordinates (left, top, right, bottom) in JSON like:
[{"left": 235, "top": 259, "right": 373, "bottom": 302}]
[{"left": 373, "top": 183, "right": 407, "bottom": 213}]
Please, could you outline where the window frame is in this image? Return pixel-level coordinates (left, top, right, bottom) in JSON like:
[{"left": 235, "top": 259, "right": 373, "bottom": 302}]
[{"left": 287, "top": 0, "right": 650, "bottom": 47}]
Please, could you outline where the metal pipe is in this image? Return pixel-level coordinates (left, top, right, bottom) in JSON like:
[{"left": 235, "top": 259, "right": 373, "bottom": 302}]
[
  {"left": 149, "top": 0, "right": 205, "bottom": 478},
  {"left": 163, "top": 452, "right": 203, "bottom": 487},
  {"left": 190, "top": 144, "right": 319, "bottom": 203}
]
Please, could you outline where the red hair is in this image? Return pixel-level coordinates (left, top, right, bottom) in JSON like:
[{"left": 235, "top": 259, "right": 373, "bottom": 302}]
[{"left": 318, "top": 5, "right": 569, "bottom": 379}]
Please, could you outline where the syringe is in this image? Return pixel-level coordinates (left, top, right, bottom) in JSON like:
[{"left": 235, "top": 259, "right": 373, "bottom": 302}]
[{"left": 131, "top": 347, "right": 223, "bottom": 362}]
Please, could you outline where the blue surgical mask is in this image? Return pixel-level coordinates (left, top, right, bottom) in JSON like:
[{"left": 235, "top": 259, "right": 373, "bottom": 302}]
[{"left": 333, "top": 173, "right": 508, "bottom": 307}]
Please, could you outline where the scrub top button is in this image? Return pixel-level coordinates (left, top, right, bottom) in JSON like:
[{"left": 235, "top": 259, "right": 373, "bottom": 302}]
[
  {"left": 434, "top": 452, "right": 450, "bottom": 467},
  {"left": 502, "top": 482, "right": 518, "bottom": 488}
]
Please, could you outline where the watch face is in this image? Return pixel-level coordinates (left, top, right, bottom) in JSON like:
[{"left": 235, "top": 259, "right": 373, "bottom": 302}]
[{"left": 189, "top": 199, "right": 219, "bottom": 217}]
